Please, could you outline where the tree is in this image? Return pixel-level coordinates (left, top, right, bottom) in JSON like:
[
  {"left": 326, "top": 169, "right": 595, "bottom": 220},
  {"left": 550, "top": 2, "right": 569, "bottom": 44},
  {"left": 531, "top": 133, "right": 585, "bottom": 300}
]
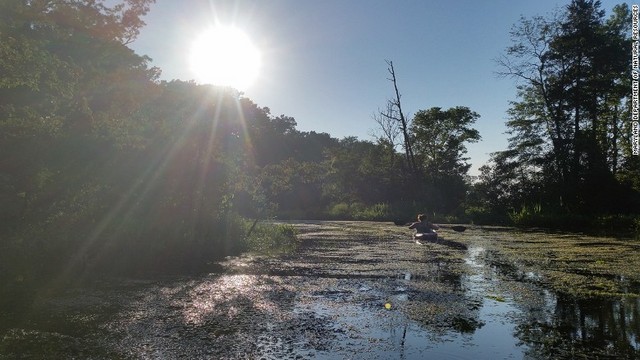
[
  {"left": 373, "top": 61, "right": 483, "bottom": 215},
  {"left": 495, "top": 1, "right": 636, "bottom": 213},
  {"left": 377, "top": 60, "right": 418, "bottom": 176},
  {"left": 471, "top": 150, "right": 543, "bottom": 217},
  {"left": 409, "top": 107, "right": 481, "bottom": 214},
  {"left": 323, "top": 137, "right": 405, "bottom": 206},
  {"left": 411, "top": 107, "right": 481, "bottom": 176},
  {"left": 259, "top": 158, "right": 327, "bottom": 218},
  {"left": 0, "top": 0, "right": 158, "bottom": 227},
  {"left": 0, "top": 0, "right": 157, "bottom": 135}
]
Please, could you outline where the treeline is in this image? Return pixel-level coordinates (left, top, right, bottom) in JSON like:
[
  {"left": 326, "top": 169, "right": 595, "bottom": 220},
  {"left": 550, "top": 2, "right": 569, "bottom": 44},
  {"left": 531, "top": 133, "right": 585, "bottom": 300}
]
[
  {"left": 1, "top": 0, "right": 639, "bottom": 299},
  {"left": 470, "top": 1, "right": 640, "bottom": 231}
]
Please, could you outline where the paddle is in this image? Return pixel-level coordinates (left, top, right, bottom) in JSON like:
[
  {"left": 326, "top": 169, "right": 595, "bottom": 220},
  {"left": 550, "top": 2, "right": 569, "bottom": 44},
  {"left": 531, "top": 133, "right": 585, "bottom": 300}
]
[
  {"left": 415, "top": 225, "right": 466, "bottom": 235},
  {"left": 396, "top": 220, "right": 467, "bottom": 232},
  {"left": 440, "top": 225, "right": 467, "bottom": 232}
]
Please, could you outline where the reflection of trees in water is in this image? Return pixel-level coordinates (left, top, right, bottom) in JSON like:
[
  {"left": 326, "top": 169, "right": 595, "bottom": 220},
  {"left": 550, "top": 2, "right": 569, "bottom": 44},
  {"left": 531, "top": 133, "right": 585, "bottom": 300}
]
[
  {"left": 400, "top": 266, "right": 485, "bottom": 337},
  {"left": 516, "top": 292, "right": 640, "bottom": 358}
]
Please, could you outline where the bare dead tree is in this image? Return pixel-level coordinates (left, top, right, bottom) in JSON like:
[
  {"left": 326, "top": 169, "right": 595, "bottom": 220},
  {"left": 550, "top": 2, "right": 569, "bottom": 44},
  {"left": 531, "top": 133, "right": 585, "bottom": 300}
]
[
  {"left": 379, "top": 60, "right": 418, "bottom": 175},
  {"left": 372, "top": 102, "right": 401, "bottom": 148}
]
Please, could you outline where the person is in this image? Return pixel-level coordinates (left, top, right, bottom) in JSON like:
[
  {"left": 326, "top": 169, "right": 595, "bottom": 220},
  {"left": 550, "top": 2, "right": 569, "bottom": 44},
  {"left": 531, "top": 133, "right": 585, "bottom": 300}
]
[{"left": 408, "top": 214, "right": 439, "bottom": 244}]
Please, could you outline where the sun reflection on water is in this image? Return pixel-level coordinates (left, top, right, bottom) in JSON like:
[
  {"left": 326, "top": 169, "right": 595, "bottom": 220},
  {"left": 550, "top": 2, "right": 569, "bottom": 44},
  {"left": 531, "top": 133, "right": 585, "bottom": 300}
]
[{"left": 182, "top": 275, "right": 287, "bottom": 325}]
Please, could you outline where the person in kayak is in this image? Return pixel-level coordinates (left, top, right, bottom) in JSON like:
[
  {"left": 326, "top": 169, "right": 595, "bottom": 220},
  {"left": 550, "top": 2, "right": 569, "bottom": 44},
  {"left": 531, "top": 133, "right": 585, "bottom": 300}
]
[{"left": 408, "top": 214, "right": 439, "bottom": 244}]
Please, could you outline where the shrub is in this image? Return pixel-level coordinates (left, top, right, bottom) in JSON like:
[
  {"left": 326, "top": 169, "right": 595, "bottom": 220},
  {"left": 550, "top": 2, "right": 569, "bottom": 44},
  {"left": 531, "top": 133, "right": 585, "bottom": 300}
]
[
  {"left": 465, "top": 206, "right": 501, "bottom": 225},
  {"left": 245, "top": 222, "right": 299, "bottom": 254},
  {"left": 506, "top": 208, "right": 640, "bottom": 236},
  {"left": 327, "top": 202, "right": 351, "bottom": 219},
  {"left": 509, "top": 203, "right": 544, "bottom": 227},
  {"left": 353, "top": 203, "right": 391, "bottom": 221},
  {"left": 593, "top": 214, "right": 640, "bottom": 237},
  {"left": 325, "top": 202, "right": 393, "bottom": 221}
]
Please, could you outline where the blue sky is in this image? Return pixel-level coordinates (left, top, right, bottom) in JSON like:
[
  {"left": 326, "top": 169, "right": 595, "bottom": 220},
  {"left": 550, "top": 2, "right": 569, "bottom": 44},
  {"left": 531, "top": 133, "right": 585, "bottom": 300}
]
[{"left": 130, "top": 0, "right": 625, "bottom": 175}]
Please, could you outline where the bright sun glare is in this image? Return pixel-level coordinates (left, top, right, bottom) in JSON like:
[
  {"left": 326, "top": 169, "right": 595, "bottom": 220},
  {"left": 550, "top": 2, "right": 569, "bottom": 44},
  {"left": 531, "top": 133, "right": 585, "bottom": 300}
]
[{"left": 189, "top": 26, "right": 261, "bottom": 91}]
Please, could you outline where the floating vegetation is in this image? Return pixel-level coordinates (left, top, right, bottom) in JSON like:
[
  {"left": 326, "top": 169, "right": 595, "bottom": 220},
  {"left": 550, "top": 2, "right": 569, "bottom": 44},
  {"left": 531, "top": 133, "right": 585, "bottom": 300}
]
[
  {"left": 1, "top": 221, "right": 638, "bottom": 359},
  {"left": 486, "top": 294, "right": 506, "bottom": 302},
  {"left": 477, "top": 226, "right": 640, "bottom": 298}
]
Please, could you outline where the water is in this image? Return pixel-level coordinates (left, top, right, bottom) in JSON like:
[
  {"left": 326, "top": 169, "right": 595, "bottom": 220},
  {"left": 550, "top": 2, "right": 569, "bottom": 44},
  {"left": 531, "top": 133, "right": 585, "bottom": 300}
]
[
  {"left": 285, "top": 245, "right": 526, "bottom": 359},
  {"left": 1, "top": 224, "right": 639, "bottom": 359}
]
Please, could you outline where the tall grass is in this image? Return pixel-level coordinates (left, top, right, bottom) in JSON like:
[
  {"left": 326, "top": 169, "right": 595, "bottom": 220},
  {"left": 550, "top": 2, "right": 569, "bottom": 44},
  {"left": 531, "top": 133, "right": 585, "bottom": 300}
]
[
  {"left": 244, "top": 222, "right": 299, "bottom": 254},
  {"left": 326, "top": 202, "right": 392, "bottom": 221},
  {"left": 509, "top": 203, "right": 543, "bottom": 227}
]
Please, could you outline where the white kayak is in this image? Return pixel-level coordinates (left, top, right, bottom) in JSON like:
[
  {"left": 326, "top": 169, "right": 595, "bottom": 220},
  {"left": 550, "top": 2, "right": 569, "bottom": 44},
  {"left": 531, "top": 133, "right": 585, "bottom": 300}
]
[{"left": 414, "top": 232, "right": 438, "bottom": 244}]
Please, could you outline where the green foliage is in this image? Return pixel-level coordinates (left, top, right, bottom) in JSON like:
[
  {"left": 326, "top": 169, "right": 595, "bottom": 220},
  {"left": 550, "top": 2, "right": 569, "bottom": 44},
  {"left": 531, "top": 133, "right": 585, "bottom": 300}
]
[
  {"left": 325, "top": 202, "right": 392, "bottom": 221},
  {"left": 508, "top": 203, "right": 544, "bottom": 227},
  {"left": 634, "top": 217, "right": 640, "bottom": 238},
  {"left": 592, "top": 215, "right": 640, "bottom": 237},
  {"left": 506, "top": 209, "right": 640, "bottom": 236},
  {"left": 259, "top": 158, "right": 328, "bottom": 218},
  {"left": 324, "top": 137, "right": 405, "bottom": 206},
  {"left": 327, "top": 203, "right": 351, "bottom": 219},
  {"left": 245, "top": 222, "right": 299, "bottom": 255},
  {"left": 411, "top": 106, "right": 481, "bottom": 176},
  {"left": 352, "top": 203, "right": 391, "bottom": 221},
  {"left": 409, "top": 107, "right": 481, "bottom": 214}
]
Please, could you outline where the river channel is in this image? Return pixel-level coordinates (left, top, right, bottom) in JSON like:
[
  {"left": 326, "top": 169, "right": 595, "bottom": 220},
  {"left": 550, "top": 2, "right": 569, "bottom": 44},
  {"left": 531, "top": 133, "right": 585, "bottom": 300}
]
[{"left": 1, "top": 221, "right": 639, "bottom": 359}]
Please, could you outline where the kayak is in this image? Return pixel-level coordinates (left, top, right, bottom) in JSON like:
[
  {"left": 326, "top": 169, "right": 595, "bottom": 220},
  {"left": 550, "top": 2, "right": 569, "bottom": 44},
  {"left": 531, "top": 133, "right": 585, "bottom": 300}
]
[{"left": 414, "top": 232, "right": 438, "bottom": 242}]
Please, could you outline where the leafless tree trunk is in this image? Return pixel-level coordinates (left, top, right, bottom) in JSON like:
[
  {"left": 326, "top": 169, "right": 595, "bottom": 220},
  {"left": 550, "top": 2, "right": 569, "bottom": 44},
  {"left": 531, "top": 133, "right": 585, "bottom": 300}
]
[
  {"left": 379, "top": 60, "right": 418, "bottom": 175},
  {"left": 372, "top": 102, "right": 401, "bottom": 148}
]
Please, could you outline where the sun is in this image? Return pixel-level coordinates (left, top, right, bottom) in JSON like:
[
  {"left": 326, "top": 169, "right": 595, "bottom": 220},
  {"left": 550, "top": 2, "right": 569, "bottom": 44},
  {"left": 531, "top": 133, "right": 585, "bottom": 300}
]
[{"left": 189, "top": 26, "right": 261, "bottom": 91}]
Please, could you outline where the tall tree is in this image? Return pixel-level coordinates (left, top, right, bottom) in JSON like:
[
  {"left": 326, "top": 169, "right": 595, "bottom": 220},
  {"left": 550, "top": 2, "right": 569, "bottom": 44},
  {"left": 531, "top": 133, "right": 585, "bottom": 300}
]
[
  {"left": 323, "top": 137, "right": 405, "bottom": 206},
  {"left": 410, "top": 107, "right": 481, "bottom": 213},
  {"left": 0, "top": 0, "right": 158, "bottom": 226},
  {"left": 378, "top": 60, "right": 418, "bottom": 176},
  {"left": 411, "top": 107, "right": 481, "bottom": 176},
  {"left": 495, "top": 1, "right": 634, "bottom": 212}
]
